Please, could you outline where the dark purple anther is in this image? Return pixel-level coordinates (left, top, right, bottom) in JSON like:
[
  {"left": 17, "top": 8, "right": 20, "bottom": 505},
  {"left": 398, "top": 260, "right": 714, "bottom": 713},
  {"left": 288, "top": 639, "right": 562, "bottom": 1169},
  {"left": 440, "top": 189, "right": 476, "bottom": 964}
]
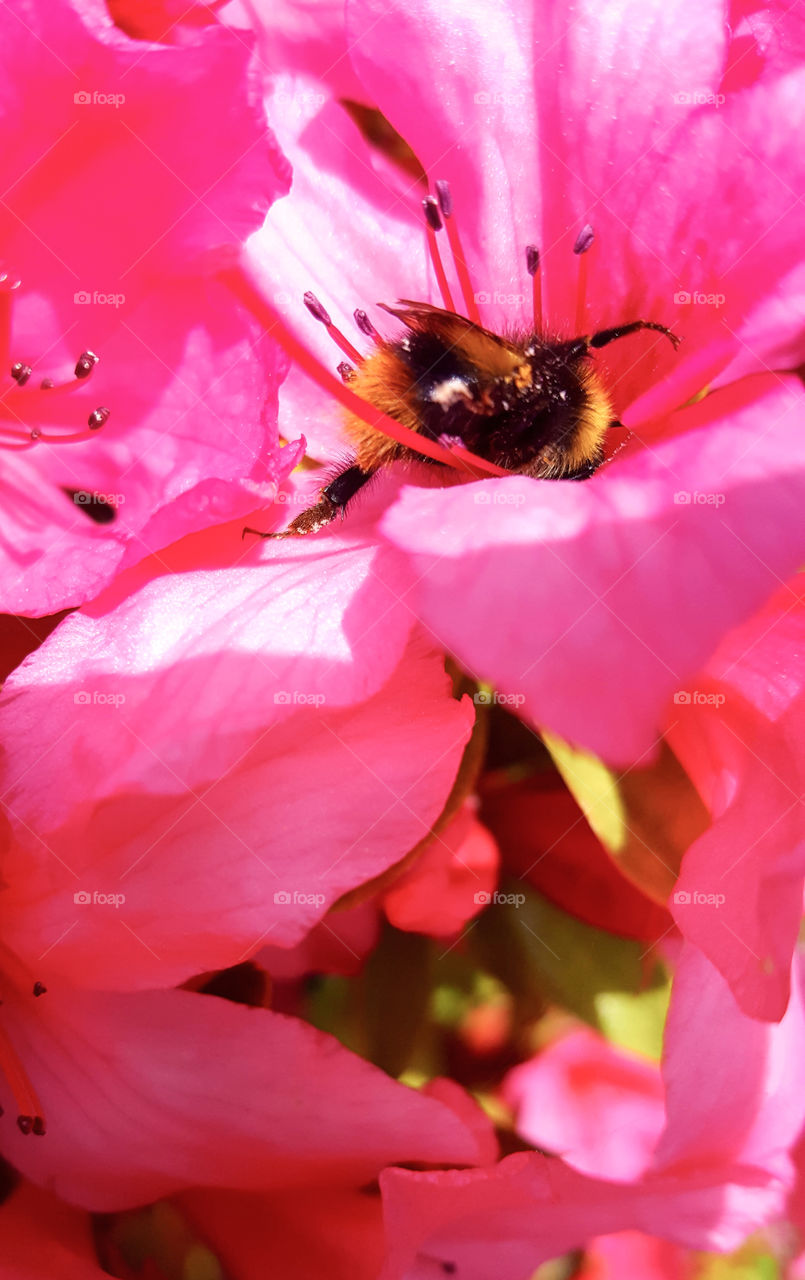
[
  {"left": 422, "top": 195, "right": 442, "bottom": 232},
  {"left": 33, "top": 982, "right": 47, "bottom": 997},
  {"left": 354, "top": 308, "right": 378, "bottom": 339},
  {"left": 88, "top": 406, "right": 110, "bottom": 430},
  {"left": 435, "top": 180, "right": 453, "bottom": 218},
  {"left": 11, "top": 362, "right": 31, "bottom": 386},
  {"left": 337, "top": 362, "right": 355, "bottom": 382},
  {"left": 17, "top": 1115, "right": 33, "bottom": 1135},
  {"left": 573, "top": 224, "right": 595, "bottom": 255},
  {"left": 74, "top": 350, "right": 99, "bottom": 380},
  {"left": 525, "top": 244, "right": 540, "bottom": 276},
  {"left": 303, "top": 291, "right": 332, "bottom": 326},
  {"left": 40, "top": 377, "right": 54, "bottom": 390}
]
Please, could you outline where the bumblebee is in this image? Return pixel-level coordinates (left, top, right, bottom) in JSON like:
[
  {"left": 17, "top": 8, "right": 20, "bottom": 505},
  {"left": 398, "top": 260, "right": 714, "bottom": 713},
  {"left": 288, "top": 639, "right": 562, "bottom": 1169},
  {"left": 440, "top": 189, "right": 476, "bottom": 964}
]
[{"left": 274, "top": 296, "right": 678, "bottom": 537}]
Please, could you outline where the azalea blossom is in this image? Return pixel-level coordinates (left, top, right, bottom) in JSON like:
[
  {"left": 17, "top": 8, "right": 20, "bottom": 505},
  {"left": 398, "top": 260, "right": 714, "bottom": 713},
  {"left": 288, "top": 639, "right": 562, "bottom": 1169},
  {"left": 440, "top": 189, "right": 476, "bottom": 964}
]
[
  {"left": 225, "top": 0, "right": 805, "bottom": 765},
  {"left": 0, "top": 0, "right": 290, "bottom": 615},
  {"left": 0, "top": 0, "right": 804, "bottom": 1275}
]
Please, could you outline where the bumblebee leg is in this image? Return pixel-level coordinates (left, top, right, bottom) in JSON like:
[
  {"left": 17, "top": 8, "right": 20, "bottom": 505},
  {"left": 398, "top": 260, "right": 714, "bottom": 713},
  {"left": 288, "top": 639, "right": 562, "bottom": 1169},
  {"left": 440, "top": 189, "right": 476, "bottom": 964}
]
[
  {"left": 588, "top": 320, "right": 680, "bottom": 351},
  {"left": 244, "top": 463, "right": 375, "bottom": 539}
]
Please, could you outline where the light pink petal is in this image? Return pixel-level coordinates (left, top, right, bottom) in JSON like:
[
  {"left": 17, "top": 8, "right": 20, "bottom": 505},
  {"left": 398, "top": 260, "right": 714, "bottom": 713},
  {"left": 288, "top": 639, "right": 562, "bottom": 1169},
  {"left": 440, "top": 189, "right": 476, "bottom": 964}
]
[
  {"left": 503, "top": 1029, "right": 665, "bottom": 1180},
  {"left": 652, "top": 947, "right": 805, "bottom": 1180},
  {"left": 0, "top": 985, "right": 485, "bottom": 1210},
  {"left": 0, "top": 4, "right": 289, "bottom": 614},
  {"left": 670, "top": 584, "right": 805, "bottom": 1018},
  {"left": 346, "top": 0, "right": 805, "bottom": 392},
  {"left": 247, "top": 91, "right": 430, "bottom": 466},
  {"left": 379, "top": 1153, "right": 783, "bottom": 1280},
  {"left": 0, "top": 1182, "right": 103, "bottom": 1280},
  {"left": 379, "top": 375, "right": 805, "bottom": 763},
  {"left": 0, "top": 282, "right": 293, "bottom": 614},
  {"left": 383, "top": 802, "right": 499, "bottom": 938}
]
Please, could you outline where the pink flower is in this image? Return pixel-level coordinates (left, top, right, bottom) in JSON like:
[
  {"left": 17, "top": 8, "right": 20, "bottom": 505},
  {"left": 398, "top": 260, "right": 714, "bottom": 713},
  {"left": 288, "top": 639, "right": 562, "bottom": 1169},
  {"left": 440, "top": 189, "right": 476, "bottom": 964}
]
[
  {"left": 0, "top": 506, "right": 472, "bottom": 990},
  {"left": 669, "top": 578, "right": 805, "bottom": 1020},
  {"left": 503, "top": 1028, "right": 665, "bottom": 1181},
  {"left": 0, "top": 979, "right": 488, "bottom": 1210},
  {"left": 0, "top": 0, "right": 290, "bottom": 614},
  {"left": 228, "top": 0, "right": 805, "bottom": 764},
  {"left": 377, "top": 946, "right": 805, "bottom": 1277}
]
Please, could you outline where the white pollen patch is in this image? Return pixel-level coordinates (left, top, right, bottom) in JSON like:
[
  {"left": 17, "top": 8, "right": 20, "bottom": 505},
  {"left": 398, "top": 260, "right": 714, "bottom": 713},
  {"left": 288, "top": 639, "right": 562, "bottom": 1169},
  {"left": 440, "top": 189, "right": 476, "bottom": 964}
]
[{"left": 429, "top": 377, "right": 472, "bottom": 409}]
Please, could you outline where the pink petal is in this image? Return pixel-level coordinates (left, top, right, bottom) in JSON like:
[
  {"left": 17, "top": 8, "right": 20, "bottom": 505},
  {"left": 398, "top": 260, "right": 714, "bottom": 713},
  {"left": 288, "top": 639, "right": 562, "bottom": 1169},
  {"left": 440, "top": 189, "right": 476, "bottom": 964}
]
[
  {"left": 0, "top": 5, "right": 290, "bottom": 614},
  {"left": 0, "top": 525, "right": 472, "bottom": 987},
  {"left": 670, "top": 582, "right": 805, "bottom": 1018},
  {"left": 0, "top": 985, "right": 486, "bottom": 1211},
  {"left": 651, "top": 946, "right": 805, "bottom": 1180},
  {"left": 379, "top": 375, "right": 805, "bottom": 763},
  {"left": 346, "top": 0, "right": 805, "bottom": 391},
  {"left": 503, "top": 1029, "right": 665, "bottom": 1180}
]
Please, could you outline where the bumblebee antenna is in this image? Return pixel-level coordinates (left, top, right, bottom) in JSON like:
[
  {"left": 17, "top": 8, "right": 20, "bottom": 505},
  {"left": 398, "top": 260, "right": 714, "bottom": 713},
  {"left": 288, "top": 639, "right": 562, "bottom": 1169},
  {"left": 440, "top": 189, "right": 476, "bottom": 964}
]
[
  {"left": 573, "top": 224, "right": 594, "bottom": 332},
  {"left": 526, "top": 244, "right": 542, "bottom": 330}
]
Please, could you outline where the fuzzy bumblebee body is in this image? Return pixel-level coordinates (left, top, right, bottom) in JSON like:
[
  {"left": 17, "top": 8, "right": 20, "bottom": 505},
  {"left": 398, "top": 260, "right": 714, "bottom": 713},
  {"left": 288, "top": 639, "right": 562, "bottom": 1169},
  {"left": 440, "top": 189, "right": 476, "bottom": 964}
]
[{"left": 276, "top": 301, "right": 677, "bottom": 536}]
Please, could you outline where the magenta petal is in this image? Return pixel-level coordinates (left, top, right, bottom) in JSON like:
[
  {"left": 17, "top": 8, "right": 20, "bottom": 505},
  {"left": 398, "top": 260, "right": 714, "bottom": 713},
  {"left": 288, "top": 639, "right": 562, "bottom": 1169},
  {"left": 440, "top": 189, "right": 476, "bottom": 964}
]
[{"left": 379, "top": 375, "right": 805, "bottom": 763}]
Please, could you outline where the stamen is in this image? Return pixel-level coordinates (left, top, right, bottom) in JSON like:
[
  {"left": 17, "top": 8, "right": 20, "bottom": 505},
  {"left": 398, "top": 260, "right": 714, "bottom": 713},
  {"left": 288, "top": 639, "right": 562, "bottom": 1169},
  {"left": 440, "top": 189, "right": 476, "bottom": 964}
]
[
  {"left": 10, "top": 362, "right": 32, "bottom": 386},
  {"left": 0, "top": 1020, "right": 45, "bottom": 1136},
  {"left": 526, "top": 244, "right": 542, "bottom": 330},
  {"left": 354, "top": 309, "right": 380, "bottom": 342},
  {"left": 222, "top": 255, "right": 507, "bottom": 477},
  {"left": 434, "top": 180, "right": 481, "bottom": 324},
  {"left": 32, "top": 983, "right": 46, "bottom": 997},
  {"left": 422, "top": 197, "right": 456, "bottom": 313},
  {"left": 337, "top": 361, "right": 356, "bottom": 383},
  {"left": 303, "top": 291, "right": 363, "bottom": 364},
  {"left": 573, "top": 224, "right": 594, "bottom": 333}
]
